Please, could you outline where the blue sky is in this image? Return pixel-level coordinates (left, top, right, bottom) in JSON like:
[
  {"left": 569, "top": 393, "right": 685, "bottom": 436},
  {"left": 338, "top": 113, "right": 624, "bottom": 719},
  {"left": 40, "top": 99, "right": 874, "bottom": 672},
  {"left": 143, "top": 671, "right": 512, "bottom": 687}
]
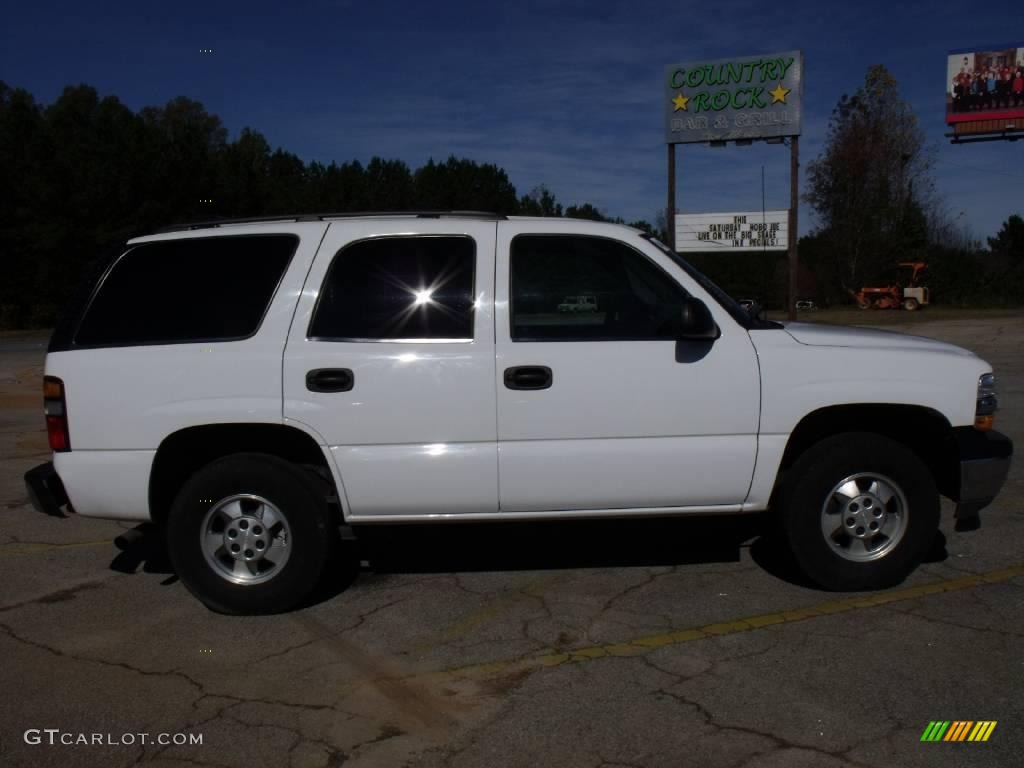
[{"left": 1, "top": 0, "right": 1021, "bottom": 239}]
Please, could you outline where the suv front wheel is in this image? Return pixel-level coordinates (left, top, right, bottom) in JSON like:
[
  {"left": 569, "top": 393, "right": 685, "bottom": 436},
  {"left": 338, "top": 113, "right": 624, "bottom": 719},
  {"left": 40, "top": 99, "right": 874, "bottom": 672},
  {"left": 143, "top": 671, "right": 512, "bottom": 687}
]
[
  {"left": 779, "top": 432, "right": 940, "bottom": 591},
  {"left": 166, "top": 453, "right": 335, "bottom": 614}
]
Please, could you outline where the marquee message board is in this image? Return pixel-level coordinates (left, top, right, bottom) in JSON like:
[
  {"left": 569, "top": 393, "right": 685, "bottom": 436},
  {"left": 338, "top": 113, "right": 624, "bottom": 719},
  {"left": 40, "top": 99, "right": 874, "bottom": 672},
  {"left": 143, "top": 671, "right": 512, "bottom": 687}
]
[
  {"left": 665, "top": 51, "right": 803, "bottom": 144},
  {"left": 675, "top": 211, "right": 788, "bottom": 252}
]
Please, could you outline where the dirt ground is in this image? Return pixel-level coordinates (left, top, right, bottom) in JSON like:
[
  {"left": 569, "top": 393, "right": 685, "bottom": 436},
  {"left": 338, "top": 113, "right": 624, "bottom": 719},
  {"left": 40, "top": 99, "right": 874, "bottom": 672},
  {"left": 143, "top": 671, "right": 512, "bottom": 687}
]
[{"left": 1, "top": 312, "right": 1022, "bottom": 768}]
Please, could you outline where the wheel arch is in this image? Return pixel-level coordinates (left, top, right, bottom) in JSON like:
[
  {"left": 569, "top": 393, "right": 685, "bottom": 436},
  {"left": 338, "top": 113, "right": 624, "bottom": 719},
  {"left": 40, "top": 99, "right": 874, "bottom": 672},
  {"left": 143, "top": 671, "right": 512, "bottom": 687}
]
[
  {"left": 149, "top": 423, "right": 345, "bottom": 528},
  {"left": 776, "top": 404, "right": 955, "bottom": 499}
]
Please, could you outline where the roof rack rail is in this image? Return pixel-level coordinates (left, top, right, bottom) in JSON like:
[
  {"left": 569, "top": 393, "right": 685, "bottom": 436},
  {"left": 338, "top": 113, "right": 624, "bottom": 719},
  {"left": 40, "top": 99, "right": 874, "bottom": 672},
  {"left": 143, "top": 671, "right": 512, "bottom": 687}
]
[{"left": 153, "top": 211, "right": 507, "bottom": 234}]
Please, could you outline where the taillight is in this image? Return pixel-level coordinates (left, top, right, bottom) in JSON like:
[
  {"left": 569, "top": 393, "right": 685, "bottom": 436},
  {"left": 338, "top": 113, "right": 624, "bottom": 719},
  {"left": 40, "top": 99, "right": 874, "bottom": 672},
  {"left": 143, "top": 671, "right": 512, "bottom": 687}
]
[{"left": 43, "top": 376, "right": 71, "bottom": 452}]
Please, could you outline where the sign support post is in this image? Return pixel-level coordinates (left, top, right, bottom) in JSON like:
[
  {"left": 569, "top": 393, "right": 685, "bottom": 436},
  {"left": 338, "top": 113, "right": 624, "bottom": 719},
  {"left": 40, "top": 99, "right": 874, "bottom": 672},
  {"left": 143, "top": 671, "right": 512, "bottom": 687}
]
[
  {"left": 667, "top": 144, "right": 676, "bottom": 250},
  {"left": 788, "top": 135, "right": 799, "bottom": 321}
]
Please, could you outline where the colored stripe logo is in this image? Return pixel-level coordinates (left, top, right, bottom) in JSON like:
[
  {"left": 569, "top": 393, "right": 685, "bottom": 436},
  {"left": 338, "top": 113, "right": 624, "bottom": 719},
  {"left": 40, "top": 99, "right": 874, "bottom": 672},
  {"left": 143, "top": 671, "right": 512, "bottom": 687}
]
[{"left": 921, "top": 721, "right": 997, "bottom": 742}]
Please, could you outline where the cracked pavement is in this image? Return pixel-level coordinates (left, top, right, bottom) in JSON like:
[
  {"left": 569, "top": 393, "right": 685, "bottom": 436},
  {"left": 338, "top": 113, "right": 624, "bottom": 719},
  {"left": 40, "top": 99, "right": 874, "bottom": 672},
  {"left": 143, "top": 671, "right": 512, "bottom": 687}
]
[{"left": 1, "top": 314, "right": 1022, "bottom": 768}]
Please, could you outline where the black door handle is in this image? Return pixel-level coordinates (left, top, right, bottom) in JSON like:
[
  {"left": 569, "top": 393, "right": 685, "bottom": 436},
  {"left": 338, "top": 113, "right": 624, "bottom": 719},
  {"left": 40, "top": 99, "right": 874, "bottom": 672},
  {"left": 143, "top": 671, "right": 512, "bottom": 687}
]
[
  {"left": 306, "top": 368, "right": 354, "bottom": 393},
  {"left": 504, "top": 366, "right": 553, "bottom": 391}
]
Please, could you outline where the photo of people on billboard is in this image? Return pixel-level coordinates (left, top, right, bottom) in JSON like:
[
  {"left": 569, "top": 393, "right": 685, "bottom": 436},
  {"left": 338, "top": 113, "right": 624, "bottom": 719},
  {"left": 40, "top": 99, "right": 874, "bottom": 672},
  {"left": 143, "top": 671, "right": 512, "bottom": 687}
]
[{"left": 947, "top": 44, "right": 1024, "bottom": 123}]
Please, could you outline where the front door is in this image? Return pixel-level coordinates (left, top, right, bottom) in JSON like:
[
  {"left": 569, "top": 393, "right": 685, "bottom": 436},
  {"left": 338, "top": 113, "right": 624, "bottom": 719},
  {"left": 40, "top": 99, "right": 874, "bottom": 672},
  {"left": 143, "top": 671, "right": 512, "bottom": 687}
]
[
  {"left": 494, "top": 220, "right": 760, "bottom": 513},
  {"left": 283, "top": 219, "right": 497, "bottom": 519}
]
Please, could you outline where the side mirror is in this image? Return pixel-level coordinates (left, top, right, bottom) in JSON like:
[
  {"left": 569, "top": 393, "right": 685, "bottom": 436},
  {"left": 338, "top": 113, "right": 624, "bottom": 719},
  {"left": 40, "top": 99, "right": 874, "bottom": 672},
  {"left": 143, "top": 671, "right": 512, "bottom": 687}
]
[{"left": 678, "top": 297, "right": 720, "bottom": 341}]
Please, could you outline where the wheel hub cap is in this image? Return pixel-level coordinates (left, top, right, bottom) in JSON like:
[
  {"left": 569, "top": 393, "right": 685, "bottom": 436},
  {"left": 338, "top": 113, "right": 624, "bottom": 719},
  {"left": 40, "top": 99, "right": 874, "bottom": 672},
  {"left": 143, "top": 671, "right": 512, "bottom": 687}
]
[
  {"left": 200, "top": 495, "right": 291, "bottom": 585},
  {"left": 820, "top": 473, "right": 907, "bottom": 562},
  {"left": 841, "top": 493, "right": 887, "bottom": 539},
  {"left": 223, "top": 515, "right": 271, "bottom": 563}
]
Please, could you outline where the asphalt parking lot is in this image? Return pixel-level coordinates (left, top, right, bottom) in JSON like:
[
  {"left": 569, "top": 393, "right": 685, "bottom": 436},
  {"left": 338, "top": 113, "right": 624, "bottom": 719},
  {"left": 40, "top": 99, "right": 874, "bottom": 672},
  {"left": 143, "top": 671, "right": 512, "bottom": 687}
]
[{"left": 1, "top": 312, "right": 1022, "bottom": 768}]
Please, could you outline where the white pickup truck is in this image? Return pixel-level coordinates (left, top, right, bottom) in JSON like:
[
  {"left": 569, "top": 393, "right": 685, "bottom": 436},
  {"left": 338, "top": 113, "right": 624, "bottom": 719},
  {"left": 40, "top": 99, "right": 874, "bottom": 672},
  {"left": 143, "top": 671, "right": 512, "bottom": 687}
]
[{"left": 25, "top": 213, "right": 1012, "bottom": 614}]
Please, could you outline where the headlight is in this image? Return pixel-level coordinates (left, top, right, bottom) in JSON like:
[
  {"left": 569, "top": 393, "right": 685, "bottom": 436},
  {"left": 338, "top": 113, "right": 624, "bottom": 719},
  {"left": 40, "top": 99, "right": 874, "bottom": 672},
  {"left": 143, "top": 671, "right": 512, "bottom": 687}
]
[{"left": 975, "top": 373, "right": 997, "bottom": 430}]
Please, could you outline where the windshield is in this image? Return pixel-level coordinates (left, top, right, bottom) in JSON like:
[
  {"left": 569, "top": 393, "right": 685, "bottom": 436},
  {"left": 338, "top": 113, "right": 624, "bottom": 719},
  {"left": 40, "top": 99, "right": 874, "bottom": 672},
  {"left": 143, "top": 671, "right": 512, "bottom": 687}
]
[{"left": 642, "top": 234, "right": 779, "bottom": 329}]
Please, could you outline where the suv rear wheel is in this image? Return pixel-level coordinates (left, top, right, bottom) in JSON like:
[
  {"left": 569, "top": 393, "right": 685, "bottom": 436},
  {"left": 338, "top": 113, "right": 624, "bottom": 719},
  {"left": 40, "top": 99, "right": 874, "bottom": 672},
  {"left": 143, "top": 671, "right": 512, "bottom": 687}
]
[
  {"left": 167, "top": 453, "right": 335, "bottom": 614},
  {"left": 779, "top": 433, "right": 939, "bottom": 591}
]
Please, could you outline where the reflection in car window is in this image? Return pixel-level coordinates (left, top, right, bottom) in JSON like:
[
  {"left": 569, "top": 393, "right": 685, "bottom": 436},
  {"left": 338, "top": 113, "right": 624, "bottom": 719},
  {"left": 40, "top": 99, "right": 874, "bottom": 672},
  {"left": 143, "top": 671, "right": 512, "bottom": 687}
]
[
  {"left": 511, "top": 235, "right": 689, "bottom": 341},
  {"left": 310, "top": 236, "right": 475, "bottom": 341}
]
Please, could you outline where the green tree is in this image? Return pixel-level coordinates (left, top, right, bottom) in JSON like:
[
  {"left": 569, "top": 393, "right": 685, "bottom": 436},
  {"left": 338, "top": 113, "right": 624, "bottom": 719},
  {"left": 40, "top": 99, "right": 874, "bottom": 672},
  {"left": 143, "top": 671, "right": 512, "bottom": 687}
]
[
  {"left": 308, "top": 160, "right": 369, "bottom": 212},
  {"left": 984, "top": 214, "right": 1024, "bottom": 302},
  {"left": 987, "top": 214, "right": 1024, "bottom": 259},
  {"left": 40, "top": 86, "right": 156, "bottom": 316},
  {"left": 265, "top": 148, "right": 309, "bottom": 213},
  {"left": 139, "top": 96, "right": 228, "bottom": 224},
  {"left": 565, "top": 202, "right": 609, "bottom": 221},
  {"left": 365, "top": 157, "right": 414, "bottom": 210},
  {"left": 0, "top": 83, "right": 51, "bottom": 325},
  {"left": 219, "top": 127, "right": 271, "bottom": 215},
  {"left": 804, "top": 65, "right": 934, "bottom": 295},
  {"left": 413, "top": 156, "right": 519, "bottom": 212},
  {"left": 518, "top": 185, "right": 563, "bottom": 216}
]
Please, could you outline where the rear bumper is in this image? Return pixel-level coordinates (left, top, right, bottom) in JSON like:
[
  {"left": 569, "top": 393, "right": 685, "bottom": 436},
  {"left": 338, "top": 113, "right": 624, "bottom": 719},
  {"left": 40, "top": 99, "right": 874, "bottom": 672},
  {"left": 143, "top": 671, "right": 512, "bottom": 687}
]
[
  {"left": 951, "top": 428, "right": 1013, "bottom": 526},
  {"left": 24, "top": 462, "right": 71, "bottom": 517}
]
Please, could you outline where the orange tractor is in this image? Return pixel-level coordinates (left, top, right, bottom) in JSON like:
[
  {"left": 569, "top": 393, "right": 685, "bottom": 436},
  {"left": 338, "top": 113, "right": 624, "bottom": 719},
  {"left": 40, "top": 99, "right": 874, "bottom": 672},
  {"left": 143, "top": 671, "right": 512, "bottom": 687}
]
[{"left": 854, "top": 262, "right": 930, "bottom": 311}]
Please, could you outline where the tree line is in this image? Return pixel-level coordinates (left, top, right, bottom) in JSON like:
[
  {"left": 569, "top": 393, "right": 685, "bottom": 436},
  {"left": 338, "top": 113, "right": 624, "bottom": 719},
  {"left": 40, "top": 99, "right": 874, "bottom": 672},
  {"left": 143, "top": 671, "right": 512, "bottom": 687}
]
[
  {"left": 0, "top": 82, "right": 654, "bottom": 327},
  {"left": 1, "top": 72, "right": 1021, "bottom": 328}
]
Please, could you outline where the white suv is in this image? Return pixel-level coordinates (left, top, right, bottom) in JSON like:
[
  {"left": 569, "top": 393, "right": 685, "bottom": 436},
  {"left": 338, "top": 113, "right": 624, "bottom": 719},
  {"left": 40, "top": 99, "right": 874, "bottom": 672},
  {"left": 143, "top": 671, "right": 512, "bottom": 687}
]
[{"left": 25, "top": 212, "right": 1012, "bottom": 614}]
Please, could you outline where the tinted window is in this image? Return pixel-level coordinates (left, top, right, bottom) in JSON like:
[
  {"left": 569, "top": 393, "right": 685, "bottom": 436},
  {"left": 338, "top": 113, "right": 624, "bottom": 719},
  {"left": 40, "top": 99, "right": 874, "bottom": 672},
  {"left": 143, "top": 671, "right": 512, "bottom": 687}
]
[
  {"left": 75, "top": 235, "right": 297, "bottom": 346},
  {"left": 511, "top": 235, "right": 689, "bottom": 341},
  {"left": 309, "top": 236, "right": 475, "bottom": 341}
]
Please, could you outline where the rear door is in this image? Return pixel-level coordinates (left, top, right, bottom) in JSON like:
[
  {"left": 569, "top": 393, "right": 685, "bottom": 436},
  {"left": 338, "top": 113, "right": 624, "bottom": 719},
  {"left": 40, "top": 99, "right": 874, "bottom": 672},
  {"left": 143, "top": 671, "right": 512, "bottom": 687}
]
[
  {"left": 494, "top": 220, "right": 760, "bottom": 513},
  {"left": 283, "top": 219, "right": 497, "bottom": 519}
]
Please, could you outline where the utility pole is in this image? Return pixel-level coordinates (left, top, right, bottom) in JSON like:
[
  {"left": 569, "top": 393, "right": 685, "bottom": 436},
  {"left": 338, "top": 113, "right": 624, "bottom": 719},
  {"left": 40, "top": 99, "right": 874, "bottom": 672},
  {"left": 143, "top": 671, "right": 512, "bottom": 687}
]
[
  {"left": 667, "top": 144, "right": 676, "bottom": 250},
  {"left": 787, "top": 135, "right": 800, "bottom": 321}
]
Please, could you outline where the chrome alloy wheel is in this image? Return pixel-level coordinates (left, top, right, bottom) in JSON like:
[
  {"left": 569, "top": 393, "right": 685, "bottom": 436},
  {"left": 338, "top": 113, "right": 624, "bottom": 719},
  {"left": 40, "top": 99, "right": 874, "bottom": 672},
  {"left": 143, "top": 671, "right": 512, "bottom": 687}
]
[
  {"left": 200, "top": 494, "right": 291, "bottom": 585},
  {"left": 820, "top": 473, "right": 908, "bottom": 562}
]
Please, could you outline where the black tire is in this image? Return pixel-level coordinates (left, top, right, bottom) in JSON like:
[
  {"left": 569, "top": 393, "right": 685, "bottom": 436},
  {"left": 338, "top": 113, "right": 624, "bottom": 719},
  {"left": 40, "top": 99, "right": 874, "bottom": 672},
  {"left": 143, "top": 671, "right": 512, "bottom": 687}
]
[
  {"left": 778, "top": 432, "right": 939, "bottom": 591},
  {"left": 166, "top": 453, "right": 335, "bottom": 614}
]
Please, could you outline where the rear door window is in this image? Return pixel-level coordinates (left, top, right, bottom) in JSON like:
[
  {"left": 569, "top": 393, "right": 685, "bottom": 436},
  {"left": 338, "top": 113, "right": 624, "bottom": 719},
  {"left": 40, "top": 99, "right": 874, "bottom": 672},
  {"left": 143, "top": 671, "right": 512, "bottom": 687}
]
[{"left": 309, "top": 236, "right": 475, "bottom": 341}]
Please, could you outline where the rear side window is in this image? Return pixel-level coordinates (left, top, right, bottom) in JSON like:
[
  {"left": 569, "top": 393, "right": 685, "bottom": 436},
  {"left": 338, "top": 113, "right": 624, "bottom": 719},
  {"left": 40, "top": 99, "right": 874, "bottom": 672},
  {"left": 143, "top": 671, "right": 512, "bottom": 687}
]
[
  {"left": 309, "top": 236, "right": 475, "bottom": 341},
  {"left": 74, "top": 235, "right": 297, "bottom": 347}
]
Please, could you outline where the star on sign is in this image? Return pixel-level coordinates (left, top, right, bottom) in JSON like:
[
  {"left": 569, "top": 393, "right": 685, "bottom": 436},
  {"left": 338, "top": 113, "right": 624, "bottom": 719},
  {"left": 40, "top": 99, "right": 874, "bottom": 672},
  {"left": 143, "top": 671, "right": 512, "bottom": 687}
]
[
  {"left": 769, "top": 83, "right": 791, "bottom": 104},
  {"left": 672, "top": 92, "right": 689, "bottom": 111}
]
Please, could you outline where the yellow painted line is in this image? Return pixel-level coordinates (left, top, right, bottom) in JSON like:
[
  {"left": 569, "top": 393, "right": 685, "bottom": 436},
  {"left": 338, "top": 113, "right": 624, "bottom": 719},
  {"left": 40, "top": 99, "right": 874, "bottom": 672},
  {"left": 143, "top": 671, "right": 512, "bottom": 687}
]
[
  {"left": 981, "top": 721, "right": 997, "bottom": 741},
  {"left": 423, "top": 563, "right": 1024, "bottom": 684},
  {"left": 0, "top": 540, "right": 111, "bottom": 556},
  {"left": 410, "top": 573, "right": 563, "bottom": 652}
]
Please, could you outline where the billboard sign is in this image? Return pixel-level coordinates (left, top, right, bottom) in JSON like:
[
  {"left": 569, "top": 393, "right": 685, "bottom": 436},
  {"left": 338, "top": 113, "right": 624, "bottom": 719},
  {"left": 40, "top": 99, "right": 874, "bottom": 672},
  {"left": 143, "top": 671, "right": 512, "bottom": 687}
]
[
  {"left": 675, "top": 211, "right": 788, "bottom": 252},
  {"left": 946, "top": 44, "right": 1024, "bottom": 124},
  {"left": 665, "top": 51, "right": 803, "bottom": 144}
]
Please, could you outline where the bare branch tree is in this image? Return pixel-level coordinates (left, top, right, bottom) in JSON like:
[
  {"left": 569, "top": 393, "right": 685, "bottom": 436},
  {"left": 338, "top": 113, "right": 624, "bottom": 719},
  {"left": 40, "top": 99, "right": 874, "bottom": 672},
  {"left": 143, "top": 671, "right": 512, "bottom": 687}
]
[{"left": 804, "top": 65, "right": 935, "bottom": 294}]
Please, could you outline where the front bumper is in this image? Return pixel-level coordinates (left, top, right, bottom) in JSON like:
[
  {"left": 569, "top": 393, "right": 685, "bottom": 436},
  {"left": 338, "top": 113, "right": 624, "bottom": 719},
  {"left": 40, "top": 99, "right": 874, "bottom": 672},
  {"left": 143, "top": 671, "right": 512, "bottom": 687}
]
[
  {"left": 951, "top": 428, "right": 1013, "bottom": 528},
  {"left": 24, "top": 462, "right": 71, "bottom": 517}
]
